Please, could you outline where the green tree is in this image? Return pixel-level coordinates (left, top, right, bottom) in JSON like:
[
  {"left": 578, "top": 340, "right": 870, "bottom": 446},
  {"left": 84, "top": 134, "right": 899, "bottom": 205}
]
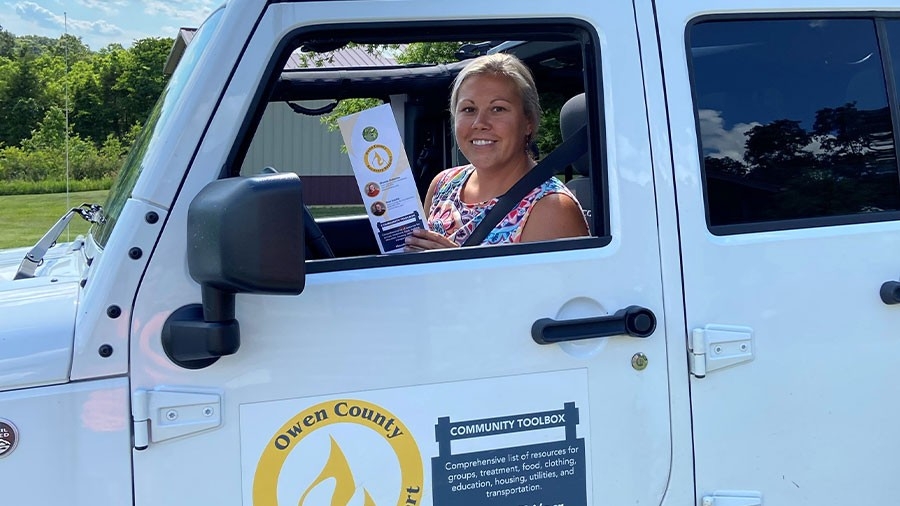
[
  {"left": 33, "top": 53, "right": 67, "bottom": 106},
  {"left": 320, "top": 98, "right": 384, "bottom": 133},
  {"left": 116, "top": 37, "right": 172, "bottom": 128},
  {"left": 535, "top": 92, "right": 565, "bottom": 158},
  {"left": 0, "top": 53, "right": 44, "bottom": 146},
  {"left": 95, "top": 45, "right": 130, "bottom": 137},
  {"left": 0, "top": 31, "right": 165, "bottom": 186},
  {"left": 0, "top": 106, "right": 122, "bottom": 182},
  {"left": 24, "top": 105, "right": 68, "bottom": 151},
  {"left": 49, "top": 34, "right": 91, "bottom": 62},
  {"left": 13, "top": 34, "right": 56, "bottom": 58},
  {"left": 395, "top": 42, "right": 461, "bottom": 64},
  {"left": 0, "top": 25, "right": 14, "bottom": 58},
  {"left": 68, "top": 59, "right": 107, "bottom": 142}
]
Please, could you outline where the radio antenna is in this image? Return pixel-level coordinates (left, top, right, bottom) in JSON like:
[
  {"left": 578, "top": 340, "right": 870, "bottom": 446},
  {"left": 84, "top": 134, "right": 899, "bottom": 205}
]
[{"left": 64, "top": 11, "right": 71, "bottom": 241}]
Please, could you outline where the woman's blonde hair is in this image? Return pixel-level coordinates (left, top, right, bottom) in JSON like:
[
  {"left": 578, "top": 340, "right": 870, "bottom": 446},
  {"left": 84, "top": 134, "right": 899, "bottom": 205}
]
[{"left": 449, "top": 53, "right": 541, "bottom": 140}]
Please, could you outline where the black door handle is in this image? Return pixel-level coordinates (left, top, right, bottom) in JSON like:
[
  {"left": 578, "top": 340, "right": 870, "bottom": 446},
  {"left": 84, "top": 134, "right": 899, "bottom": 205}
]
[
  {"left": 881, "top": 281, "right": 900, "bottom": 304},
  {"left": 531, "top": 305, "right": 657, "bottom": 345}
]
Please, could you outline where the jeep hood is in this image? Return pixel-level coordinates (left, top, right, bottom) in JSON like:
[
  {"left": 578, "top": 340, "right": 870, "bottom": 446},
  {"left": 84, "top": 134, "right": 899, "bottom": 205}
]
[{"left": 0, "top": 240, "right": 85, "bottom": 391}]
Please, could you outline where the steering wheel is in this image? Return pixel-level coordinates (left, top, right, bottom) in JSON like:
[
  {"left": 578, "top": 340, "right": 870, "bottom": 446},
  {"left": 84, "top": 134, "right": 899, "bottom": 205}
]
[{"left": 303, "top": 203, "right": 335, "bottom": 259}]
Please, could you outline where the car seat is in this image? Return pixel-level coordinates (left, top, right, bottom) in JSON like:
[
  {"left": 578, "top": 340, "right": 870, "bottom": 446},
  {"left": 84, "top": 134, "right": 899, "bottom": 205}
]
[{"left": 559, "top": 93, "right": 594, "bottom": 233}]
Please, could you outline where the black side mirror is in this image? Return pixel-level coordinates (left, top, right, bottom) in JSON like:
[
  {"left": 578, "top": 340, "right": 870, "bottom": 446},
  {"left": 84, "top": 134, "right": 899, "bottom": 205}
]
[{"left": 162, "top": 173, "right": 306, "bottom": 369}]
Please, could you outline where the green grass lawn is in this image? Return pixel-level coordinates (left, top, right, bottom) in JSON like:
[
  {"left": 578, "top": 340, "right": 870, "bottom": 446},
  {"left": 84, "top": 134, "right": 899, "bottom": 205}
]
[
  {"left": 310, "top": 205, "right": 366, "bottom": 219},
  {"left": 0, "top": 190, "right": 365, "bottom": 250},
  {"left": 0, "top": 190, "right": 109, "bottom": 249}
]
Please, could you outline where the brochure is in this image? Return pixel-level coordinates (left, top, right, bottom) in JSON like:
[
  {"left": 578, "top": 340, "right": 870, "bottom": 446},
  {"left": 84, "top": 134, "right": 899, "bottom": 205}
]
[{"left": 338, "top": 104, "right": 427, "bottom": 254}]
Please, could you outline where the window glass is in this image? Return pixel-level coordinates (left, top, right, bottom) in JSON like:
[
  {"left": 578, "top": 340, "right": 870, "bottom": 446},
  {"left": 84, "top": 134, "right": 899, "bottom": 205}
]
[
  {"left": 690, "top": 18, "right": 900, "bottom": 230},
  {"left": 241, "top": 97, "right": 373, "bottom": 215},
  {"left": 95, "top": 7, "right": 224, "bottom": 247}
]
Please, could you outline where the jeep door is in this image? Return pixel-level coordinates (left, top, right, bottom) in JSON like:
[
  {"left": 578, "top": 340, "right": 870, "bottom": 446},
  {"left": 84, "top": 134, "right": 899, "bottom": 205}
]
[
  {"left": 128, "top": 1, "right": 681, "bottom": 505},
  {"left": 658, "top": 1, "right": 900, "bottom": 503}
]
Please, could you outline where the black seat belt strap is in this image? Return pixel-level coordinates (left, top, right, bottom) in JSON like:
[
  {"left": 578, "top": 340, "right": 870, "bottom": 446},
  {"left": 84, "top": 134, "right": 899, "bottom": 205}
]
[{"left": 461, "top": 124, "right": 588, "bottom": 247}]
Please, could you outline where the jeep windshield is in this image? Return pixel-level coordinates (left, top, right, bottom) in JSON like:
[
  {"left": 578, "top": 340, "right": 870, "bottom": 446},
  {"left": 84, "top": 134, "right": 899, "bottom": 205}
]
[{"left": 92, "top": 7, "right": 224, "bottom": 248}]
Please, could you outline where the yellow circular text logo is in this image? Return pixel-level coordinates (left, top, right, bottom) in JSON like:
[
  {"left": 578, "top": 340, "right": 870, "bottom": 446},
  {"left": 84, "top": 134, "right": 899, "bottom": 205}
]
[
  {"left": 253, "top": 399, "right": 423, "bottom": 506},
  {"left": 364, "top": 144, "right": 393, "bottom": 173}
]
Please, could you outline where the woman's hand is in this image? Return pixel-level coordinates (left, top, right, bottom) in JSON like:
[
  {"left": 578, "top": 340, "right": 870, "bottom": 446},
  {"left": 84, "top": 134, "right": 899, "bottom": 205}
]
[{"left": 404, "top": 228, "right": 459, "bottom": 251}]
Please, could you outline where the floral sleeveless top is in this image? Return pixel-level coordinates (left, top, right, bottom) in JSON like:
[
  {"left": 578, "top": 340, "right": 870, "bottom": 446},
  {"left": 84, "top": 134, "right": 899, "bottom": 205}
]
[{"left": 427, "top": 165, "right": 584, "bottom": 245}]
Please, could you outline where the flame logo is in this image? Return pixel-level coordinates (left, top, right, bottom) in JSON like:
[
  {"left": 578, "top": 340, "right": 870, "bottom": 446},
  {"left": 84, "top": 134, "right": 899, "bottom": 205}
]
[
  {"left": 364, "top": 145, "right": 393, "bottom": 173},
  {"left": 299, "top": 436, "right": 376, "bottom": 506}
]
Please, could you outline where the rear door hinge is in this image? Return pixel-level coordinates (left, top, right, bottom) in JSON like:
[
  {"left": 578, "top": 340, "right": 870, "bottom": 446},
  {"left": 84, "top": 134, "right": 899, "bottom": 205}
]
[
  {"left": 701, "top": 491, "right": 762, "bottom": 506},
  {"left": 131, "top": 388, "right": 222, "bottom": 450},
  {"left": 689, "top": 325, "right": 754, "bottom": 378}
]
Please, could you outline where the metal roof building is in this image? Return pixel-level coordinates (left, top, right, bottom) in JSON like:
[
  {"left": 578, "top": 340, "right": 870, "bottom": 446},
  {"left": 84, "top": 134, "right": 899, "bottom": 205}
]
[{"left": 165, "top": 31, "right": 399, "bottom": 205}]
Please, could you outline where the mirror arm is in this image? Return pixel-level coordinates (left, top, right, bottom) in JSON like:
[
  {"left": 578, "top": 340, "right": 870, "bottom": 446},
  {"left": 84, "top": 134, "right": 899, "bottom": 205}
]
[
  {"left": 161, "top": 294, "right": 241, "bottom": 370},
  {"left": 202, "top": 285, "right": 236, "bottom": 322},
  {"left": 162, "top": 286, "right": 241, "bottom": 370}
]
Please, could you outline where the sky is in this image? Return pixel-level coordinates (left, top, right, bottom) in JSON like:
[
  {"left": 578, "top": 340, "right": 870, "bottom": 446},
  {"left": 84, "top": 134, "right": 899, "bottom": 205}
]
[{"left": 1, "top": 0, "right": 217, "bottom": 50}]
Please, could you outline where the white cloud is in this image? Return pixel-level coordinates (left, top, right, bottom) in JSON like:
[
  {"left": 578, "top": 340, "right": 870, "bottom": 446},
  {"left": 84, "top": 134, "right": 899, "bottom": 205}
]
[
  {"left": 803, "top": 136, "right": 829, "bottom": 156},
  {"left": 698, "top": 108, "right": 759, "bottom": 161},
  {"left": 143, "top": 0, "right": 213, "bottom": 26},
  {"left": 75, "top": 0, "right": 127, "bottom": 15},
  {"left": 15, "top": 1, "right": 122, "bottom": 36},
  {"left": 83, "top": 18, "right": 121, "bottom": 35},
  {"left": 14, "top": 1, "right": 61, "bottom": 29}
]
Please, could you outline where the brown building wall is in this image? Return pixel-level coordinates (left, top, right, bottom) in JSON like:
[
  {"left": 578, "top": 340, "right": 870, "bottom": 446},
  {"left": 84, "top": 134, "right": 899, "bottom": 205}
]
[{"left": 302, "top": 175, "right": 364, "bottom": 206}]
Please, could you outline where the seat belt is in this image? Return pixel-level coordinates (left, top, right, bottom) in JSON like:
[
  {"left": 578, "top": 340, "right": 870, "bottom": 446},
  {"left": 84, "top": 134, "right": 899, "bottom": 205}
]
[{"left": 461, "top": 124, "right": 588, "bottom": 247}]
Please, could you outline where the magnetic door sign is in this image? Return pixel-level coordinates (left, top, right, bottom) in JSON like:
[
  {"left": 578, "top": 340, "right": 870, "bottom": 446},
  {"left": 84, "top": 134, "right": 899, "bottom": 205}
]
[
  {"left": 253, "top": 399, "right": 424, "bottom": 506},
  {"left": 244, "top": 369, "right": 591, "bottom": 505},
  {"left": 339, "top": 104, "right": 427, "bottom": 254},
  {"left": 432, "top": 403, "right": 587, "bottom": 506}
]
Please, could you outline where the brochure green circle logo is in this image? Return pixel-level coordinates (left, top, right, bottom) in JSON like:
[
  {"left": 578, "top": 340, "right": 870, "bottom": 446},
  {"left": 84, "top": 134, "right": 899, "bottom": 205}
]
[{"left": 362, "top": 126, "right": 379, "bottom": 142}]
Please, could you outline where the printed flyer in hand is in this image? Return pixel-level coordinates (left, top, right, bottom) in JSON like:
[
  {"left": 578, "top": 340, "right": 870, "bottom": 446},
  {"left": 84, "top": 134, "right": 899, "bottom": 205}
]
[{"left": 338, "top": 104, "right": 427, "bottom": 254}]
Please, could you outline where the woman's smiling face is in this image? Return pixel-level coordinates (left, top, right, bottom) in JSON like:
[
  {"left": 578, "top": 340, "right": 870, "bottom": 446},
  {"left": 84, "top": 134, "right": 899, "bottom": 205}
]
[{"left": 454, "top": 73, "right": 533, "bottom": 174}]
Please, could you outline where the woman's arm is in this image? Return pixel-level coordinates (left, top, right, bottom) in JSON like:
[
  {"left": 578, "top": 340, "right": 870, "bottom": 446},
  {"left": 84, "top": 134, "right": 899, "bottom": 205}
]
[
  {"left": 519, "top": 193, "right": 589, "bottom": 242},
  {"left": 405, "top": 171, "right": 460, "bottom": 251},
  {"left": 422, "top": 172, "right": 442, "bottom": 210}
]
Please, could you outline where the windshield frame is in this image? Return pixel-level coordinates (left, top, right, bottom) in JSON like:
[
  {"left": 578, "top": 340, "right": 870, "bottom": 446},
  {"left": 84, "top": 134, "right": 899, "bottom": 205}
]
[{"left": 92, "top": 7, "right": 226, "bottom": 248}]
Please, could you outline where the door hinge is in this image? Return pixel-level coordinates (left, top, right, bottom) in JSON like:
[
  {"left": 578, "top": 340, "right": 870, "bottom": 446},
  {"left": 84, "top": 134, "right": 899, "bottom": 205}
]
[
  {"left": 689, "top": 325, "right": 754, "bottom": 378},
  {"left": 131, "top": 388, "right": 222, "bottom": 450},
  {"left": 701, "top": 491, "right": 762, "bottom": 506}
]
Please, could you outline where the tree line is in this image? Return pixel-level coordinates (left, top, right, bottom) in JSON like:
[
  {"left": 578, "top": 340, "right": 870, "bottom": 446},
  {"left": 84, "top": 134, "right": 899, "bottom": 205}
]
[
  {"left": 705, "top": 102, "right": 900, "bottom": 224},
  {"left": 0, "top": 35, "right": 566, "bottom": 194},
  {"left": 0, "top": 26, "right": 172, "bottom": 193}
]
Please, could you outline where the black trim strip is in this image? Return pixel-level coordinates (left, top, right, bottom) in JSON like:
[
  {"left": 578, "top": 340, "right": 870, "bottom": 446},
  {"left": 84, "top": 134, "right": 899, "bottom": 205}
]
[
  {"left": 582, "top": 26, "right": 611, "bottom": 240},
  {"left": 683, "top": 15, "right": 712, "bottom": 229},
  {"left": 877, "top": 18, "right": 900, "bottom": 193},
  {"left": 306, "top": 236, "right": 611, "bottom": 274},
  {"left": 710, "top": 210, "right": 900, "bottom": 236}
]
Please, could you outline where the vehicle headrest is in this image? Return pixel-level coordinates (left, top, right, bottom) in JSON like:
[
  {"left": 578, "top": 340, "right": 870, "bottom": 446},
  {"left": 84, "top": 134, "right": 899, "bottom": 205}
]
[{"left": 559, "top": 93, "right": 588, "bottom": 177}]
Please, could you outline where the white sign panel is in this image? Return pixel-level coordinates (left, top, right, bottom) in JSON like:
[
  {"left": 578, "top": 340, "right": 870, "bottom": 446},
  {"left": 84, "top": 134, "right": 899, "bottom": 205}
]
[
  {"left": 241, "top": 369, "right": 592, "bottom": 506},
  {"left": 338, "top": 104, "right": 427, "bottom": 254}
]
